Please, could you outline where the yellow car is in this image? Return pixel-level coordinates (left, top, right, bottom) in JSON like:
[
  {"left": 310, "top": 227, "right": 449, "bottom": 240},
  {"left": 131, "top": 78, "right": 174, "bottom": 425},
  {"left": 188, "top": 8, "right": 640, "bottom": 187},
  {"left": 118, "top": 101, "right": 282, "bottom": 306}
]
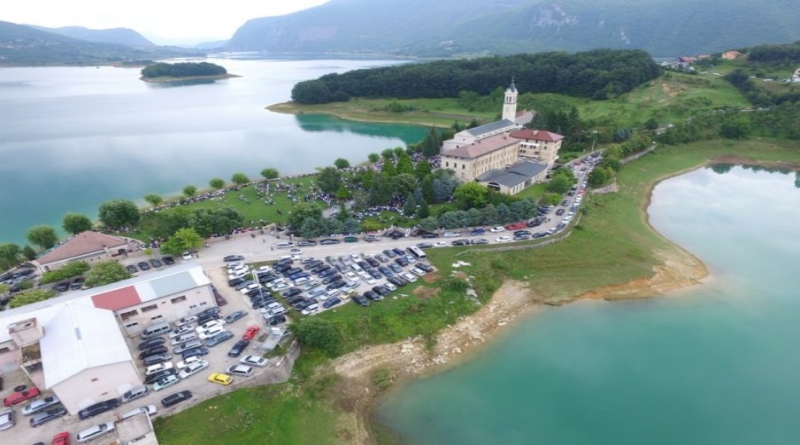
[{"left": 207, "top": 373, "right": 232, "bottom": 386}]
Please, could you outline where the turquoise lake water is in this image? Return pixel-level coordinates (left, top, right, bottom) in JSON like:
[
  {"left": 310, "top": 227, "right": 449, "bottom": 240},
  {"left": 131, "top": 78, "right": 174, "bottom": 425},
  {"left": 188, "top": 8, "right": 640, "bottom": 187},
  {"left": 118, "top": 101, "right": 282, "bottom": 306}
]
[
  {"left": 377, "top": 165, "right": 800, "bottom": 445},
  {"left": 0, "top": 58, "right": 426, "bottom": 244}
]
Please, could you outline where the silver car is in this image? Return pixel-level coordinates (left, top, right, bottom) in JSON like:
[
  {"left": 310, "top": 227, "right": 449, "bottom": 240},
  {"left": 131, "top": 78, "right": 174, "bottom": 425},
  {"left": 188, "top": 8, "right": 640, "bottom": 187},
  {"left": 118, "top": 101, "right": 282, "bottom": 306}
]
[{"left": 21, "top": 395, "right": 61, "bottom": 416}]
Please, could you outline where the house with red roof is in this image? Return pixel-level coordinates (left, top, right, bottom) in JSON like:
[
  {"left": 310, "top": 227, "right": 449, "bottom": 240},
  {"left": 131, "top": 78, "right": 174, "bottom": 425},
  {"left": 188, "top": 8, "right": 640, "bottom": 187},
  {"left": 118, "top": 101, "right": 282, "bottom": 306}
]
[{"left": 33, "top": 231, "right": 132, "bottom": 273}]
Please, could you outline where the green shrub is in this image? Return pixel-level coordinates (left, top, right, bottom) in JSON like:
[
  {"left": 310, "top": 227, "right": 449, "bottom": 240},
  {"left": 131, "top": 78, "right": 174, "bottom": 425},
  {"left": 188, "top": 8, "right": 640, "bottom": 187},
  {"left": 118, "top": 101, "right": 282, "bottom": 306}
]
[{"left": 39, "top": 261, "right": 90, "bottom": 284}]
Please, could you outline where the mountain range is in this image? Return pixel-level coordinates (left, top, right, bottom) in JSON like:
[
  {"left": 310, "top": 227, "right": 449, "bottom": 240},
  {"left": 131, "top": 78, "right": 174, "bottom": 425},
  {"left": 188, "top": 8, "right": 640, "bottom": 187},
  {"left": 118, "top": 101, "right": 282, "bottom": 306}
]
[
  {"left": 0, "top": 21, "right": 201, "bottom": 66},
  {"left": 224, "top": 0, "right": 800, "bottom": 57}
]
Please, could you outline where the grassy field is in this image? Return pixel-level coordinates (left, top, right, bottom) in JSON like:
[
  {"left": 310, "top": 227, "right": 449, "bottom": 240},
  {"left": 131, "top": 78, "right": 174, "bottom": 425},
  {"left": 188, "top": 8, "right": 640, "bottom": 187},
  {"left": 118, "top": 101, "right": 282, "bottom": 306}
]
[
  {"left": 268, "top": 97, "right": 495, "bottom": 128},
  {"left": 153, "top": 138, "right": 800, "bottom": 445}
]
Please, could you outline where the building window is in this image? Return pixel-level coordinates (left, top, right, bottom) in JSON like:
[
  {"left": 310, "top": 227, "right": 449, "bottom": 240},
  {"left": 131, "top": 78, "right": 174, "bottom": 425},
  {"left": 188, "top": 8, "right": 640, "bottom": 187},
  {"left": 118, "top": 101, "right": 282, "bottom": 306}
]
[
  {"left": 151, "top": 315, "right": 163, "bottom": 321},
  {"left": 0, "top": 347, "right": 11, "bottom": 355},
  {"left": 124, "top": 322, "right": 139, "bottom": 328},
  {"left": 462, "top": 164, "right": 465, "bottom": 169},
  {"left": 199, "top": 302, "right": 208, "bottom": 306},
  {"left": 120, "top": 310, "right": 138, "bottom": 321},
  {"left": 91, "top": 378, "right": 99, "bottom": 382},
  {"left": 171, "top": 296, "right": 187, "bottom": 304},
  {"left": 140, "top": 304, "right": 158, "bottom": 313},
  {"left": 446, "top": 162, "right": 449, "bottom": 167}
]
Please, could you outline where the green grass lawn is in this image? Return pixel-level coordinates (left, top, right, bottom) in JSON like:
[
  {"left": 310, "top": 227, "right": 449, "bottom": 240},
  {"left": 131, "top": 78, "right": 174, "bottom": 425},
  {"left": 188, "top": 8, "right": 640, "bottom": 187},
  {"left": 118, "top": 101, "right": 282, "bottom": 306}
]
[{"left": 153, "top": 383, "right": 343, "bottom": 445}]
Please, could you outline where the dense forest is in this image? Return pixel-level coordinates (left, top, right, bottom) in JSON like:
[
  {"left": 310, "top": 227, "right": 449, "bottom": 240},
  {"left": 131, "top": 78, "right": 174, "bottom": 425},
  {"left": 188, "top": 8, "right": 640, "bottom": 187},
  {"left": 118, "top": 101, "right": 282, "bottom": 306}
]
[
  {"left": 140, "top": 62, "right": 227, "bottom": 79},
  {"left": 291, "top": 49, "right": 661, "bottom": 104},
  {"left": 747, "top": 41, "right": 800, "bottom": 63}
]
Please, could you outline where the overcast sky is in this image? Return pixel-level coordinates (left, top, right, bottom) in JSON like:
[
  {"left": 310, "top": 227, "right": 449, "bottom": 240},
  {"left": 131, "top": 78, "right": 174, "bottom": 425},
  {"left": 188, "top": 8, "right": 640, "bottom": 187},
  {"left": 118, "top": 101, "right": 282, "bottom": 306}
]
[{"left": 4, "top": 0, "right": 330, "bottom": 45}]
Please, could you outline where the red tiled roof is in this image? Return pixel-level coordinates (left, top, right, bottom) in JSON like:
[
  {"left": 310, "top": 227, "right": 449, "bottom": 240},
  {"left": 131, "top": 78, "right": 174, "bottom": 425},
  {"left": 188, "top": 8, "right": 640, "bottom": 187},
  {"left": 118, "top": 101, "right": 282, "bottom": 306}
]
[
  {"left": 510, "top": 129, "right": 564, "bottom": 142},
  {"left": 441, "top": 133, "right": 519, "bottom": 159},
  {"left": 36, "top": 231, "right": 129, "bottom": 265},
  {"left": 91, "top": 286, "right": 142, "bottom": 311}
]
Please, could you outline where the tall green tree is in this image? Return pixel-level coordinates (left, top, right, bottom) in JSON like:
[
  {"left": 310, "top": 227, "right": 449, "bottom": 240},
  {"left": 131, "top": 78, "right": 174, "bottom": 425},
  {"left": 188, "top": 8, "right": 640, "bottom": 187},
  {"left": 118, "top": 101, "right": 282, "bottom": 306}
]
[
  {"left": 395, "top": 152, "right": 414, "bottom": 175},
  {"left": 381, "top": 149, "right": 395, "bottom": 161},
  {"left": 288, "top": 203, "right": 324, "bottom": 230},
  {"left": 144, "top": 194, "right": 163, "bottom": 207},
  {"left": 0, "top": 243, "right": 21, "bottom": 270},
  {"left": 209, "top": 178, "right": 226, "bottom": 190},
  {"left": 316, "top": 167, "right": 343, "bottom": 194},
  {"left": 414, "top": 159, "right": 432, "bottom": 179},
  {"left": 454, "top": 182, "right": 489, "bottom": 210},
  {"left": 98, "top": 199, "right": 140, "bottom": 229},
  {"left": 369, "top": 174, "right": 393, "bottom": 206},
  {"left": 62, "top": 213, "right": 93, "bottom": 235},
  {"left": 231, "top": 172, "right": 250, "bottom": 186},
  {"left": 160, "top": 227, "right": 205, "bottom": 256},
  {"left": 417, "top": 199, "right": 430, "bottom": 219},
  {"left": 84, "top": 261, "right": 132, "bottom": 288},
  {"left": 260, "top": 168, "right": 279, "bottom": 180},
  {"left": 403, "top": 193, "right": 417, "bottom": 217},
  {"left": 368, "top": 153, "right": 380, "bottom": 163},
  {"left": 293, "top": 318, "right": 342, "bottom": 357},
  {"left": 183, "top": 185, "right": 198, "bottom": 198},
  {"left": 21, "top": 245, "right": 37, "bottom": 261},
  {"left": 334, "top": 158, "right": 350, "bottom": 169},
  {"left": 26, "top": 225, "right": 58, "bottom": 250},
  {"left": 392, "top": 173, "right": 417, "bottom": 198},
  {"left": 190, "top": 208, "right": 245, "bottom": 238}
]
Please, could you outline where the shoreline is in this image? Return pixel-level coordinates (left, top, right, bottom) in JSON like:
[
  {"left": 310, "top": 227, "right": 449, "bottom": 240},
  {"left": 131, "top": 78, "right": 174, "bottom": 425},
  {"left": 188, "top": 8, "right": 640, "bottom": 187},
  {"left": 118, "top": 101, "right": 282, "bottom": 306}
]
[
  {"left": 140, "top": 73, "right": 241, "bottom": 83},
  {"left": 328, "top": 168, "right": 711, "bottom": 445}
]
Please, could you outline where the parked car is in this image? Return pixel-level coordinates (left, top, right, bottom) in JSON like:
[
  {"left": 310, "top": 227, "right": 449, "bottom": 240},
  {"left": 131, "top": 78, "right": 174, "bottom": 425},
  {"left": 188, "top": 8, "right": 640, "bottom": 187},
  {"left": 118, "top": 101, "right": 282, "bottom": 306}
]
[
  {"left": 226, "top": 364, "right": 254, "bottom": 377},
  {"left": 242, "top": 326, "right": 260, "bottom": 341},
  {"left": 144, "top": 369, "right": 178, "bottom": 385},
  {"left": 205, "top": 330, "right": 234, "bottom": 347},
  {"left": 178, "top": 359, "right": 209, "bottom": 379},
  {"left": 29, "top": 405, "right": 68, "bottom": 427},
  {"left": 138, "top": 261, "right": 151, "bottom": 271},
  {"left": 21, "top": 395, "right": 61, "bottom": 416},
  {"left": 227, "top": 339, "right": 250, "bottom": 357},
  {"left": 352, "top": 296, "right": 370, "bottom": 307},
  {"left": 152, "top": 374, "right": 180, "bottom": 391},
  {"left": 52, "top": 432, "right": 70, "bottom": 445},
  {"left": 121, "top": 386, "right": 148, "bottom": 404},
  {"left": 77, "top": 398, "right": 119, "bottom": 420},
  {"left": 322, "top": 297, "right": 342, "bottom": 309},
  {"left": 125, "top": 264, "right": 138, "bottom": 274},
  {"left": 161, "top": 391, "right": 192, "bottom": 408},
  {"left": 319, "top": 238, "right": 340, "bottom": 245},
  {"left": 149, "top": 258, "right": 163, "bottom": 268},
  {"left": 162, "top": 256, "right": 175, "bottom": 265},
  {"left": 137, "top": 337, "right": 166, "bottom": 350},
  {"left": 0, "top": 407, "right": 14, "bottom": 431},
  {"left": 174, "top": 340, "right": 204, "bottom": 355},
  {"left": 181, "top": 347, "right": 210, "bottom": 360},
  {"left": 3, "top": 387, "right": 40, "bottom": 406},
  {"left": 240, "top": 355, "right": 268, "bottom": 367},
  {"left": 198, "top": 325, "right": 225, "bottom": 340},
  {"left": 223, "top": 255, "right": 245, "bottom": 262},
  {"left": 489, "top": 226, "right": 505, "bottom": 233},
  {"left": 139, "top": 345, "right": 168, "bottom": 359},
  {"left": 496, "top": 236, "right": 512, "bottom": 243},
  {"left": 76, "top": 422, "right": 115, "bottom": 443},
  {"left": 121, "top": 404, "right": 157, "bottom": 420},
  {"left": 224, "top": 310, "right": 247, "bottom": 324},
  {"left": 207, "top": 373, "right": 233, "bottom": 386}
]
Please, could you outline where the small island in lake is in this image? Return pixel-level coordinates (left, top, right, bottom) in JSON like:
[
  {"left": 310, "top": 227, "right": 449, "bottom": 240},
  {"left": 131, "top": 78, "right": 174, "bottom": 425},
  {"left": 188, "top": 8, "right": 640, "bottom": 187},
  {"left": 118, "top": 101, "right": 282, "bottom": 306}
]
[{"left": 139, "top": 62, "right": 239, "bottom": 82}]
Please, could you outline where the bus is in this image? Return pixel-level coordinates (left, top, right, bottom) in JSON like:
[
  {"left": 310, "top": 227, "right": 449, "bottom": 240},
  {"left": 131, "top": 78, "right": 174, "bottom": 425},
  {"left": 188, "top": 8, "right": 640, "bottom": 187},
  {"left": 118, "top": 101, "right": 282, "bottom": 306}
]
[{"left": 406, "top": 245, "right": 427, "bottom": 259}]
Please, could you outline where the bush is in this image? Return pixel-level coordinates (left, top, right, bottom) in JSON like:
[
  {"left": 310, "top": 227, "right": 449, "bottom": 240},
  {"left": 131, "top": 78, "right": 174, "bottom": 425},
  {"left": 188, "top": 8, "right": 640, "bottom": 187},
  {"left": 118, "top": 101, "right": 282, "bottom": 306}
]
[{"left": 39, "top": 261, "right": 90, "bottom": 284}]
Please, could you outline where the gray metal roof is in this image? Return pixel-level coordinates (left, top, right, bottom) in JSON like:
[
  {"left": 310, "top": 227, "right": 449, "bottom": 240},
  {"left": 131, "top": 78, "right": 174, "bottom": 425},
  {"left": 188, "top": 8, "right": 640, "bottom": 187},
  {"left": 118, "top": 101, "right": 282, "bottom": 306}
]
[
  {"left": 466, "top": 119, "right": 516, "bottom": 137},
  {"left": 477, "top": 162, "right": 548, "bottom": 188}
]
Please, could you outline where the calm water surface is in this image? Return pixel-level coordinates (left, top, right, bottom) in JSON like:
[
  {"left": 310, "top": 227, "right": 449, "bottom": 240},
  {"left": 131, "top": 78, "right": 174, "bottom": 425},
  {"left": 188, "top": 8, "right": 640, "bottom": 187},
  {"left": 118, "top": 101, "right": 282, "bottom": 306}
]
[
  {"left": 377, "top": 166, "right": 800, "bottom": 445},
  {"left": 0, "top": 58, "right": 426, "bottom": 244}
]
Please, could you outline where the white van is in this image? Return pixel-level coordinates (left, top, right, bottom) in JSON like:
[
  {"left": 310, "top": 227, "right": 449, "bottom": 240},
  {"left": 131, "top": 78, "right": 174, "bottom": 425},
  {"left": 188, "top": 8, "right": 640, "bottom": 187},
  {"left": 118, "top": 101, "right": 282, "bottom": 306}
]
[
  {"left": 276, "top": 242, "right": 295, "bottom": 249},
  {"left": 308, "top": 287, "right": 326, "bottom": 298},
  {"left": 293, "top": 276, "right": 310, "bottom": 286},
  {"left": 140, "top": 322, "right": 171, "bottom": 339}
]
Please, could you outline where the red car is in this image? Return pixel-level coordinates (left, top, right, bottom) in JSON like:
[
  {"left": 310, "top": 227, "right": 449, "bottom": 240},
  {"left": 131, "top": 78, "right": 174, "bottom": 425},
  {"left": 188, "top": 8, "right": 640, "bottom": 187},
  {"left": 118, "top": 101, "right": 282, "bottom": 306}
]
[
  {"left": 3, "top": 387, "right": 40, "bottom": 406},
  {"left": 242, "top": 325, "right": 260, "bottom": 341},
  {"left": 52, "top": 432, "right": 70, "bottom": 445},
  {"left": 504, "top": 222, "right": 527, "bottom": 231}
]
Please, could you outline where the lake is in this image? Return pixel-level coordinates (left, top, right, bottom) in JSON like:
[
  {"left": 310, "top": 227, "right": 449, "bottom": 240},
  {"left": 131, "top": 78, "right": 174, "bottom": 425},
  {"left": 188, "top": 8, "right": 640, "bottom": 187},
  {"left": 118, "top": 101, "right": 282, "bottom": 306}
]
[
  {"left": 377, "top": 165, "right": 800, "bottom": 445},
  {"left": 0, "top": 57, "right": 426, "bottom": 245}
]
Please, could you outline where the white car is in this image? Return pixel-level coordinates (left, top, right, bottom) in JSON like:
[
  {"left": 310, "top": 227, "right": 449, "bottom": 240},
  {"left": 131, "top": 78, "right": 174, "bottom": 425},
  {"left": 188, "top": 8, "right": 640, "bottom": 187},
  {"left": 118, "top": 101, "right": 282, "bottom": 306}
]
[
  {"left": 410, "top": 267, "right": 426, "bottom": 277},
  {"left": 198, "top": 325, "right": 225, "bottom": 339},
  {"left": 226, "top": 261, "right": 245, "bottom": 270},
  {"left": 178, "top": 359, "right": 209, "bottom": 379},
  {"left": 226, "top": 364, "right": 254, "bottom": 377},
  {"left": 349, "top": 253, "right": 361, "bottom": 261},
  {"left": 168, "top": 325, "right": 194, "bottom": 338},
  {"left": 400, "top": 272, "right": 418, "bottom": 283},
  {"left": 152, "top": 374, "right": 180, "bottom": 391},
  {"left": 489, "top": 226, "right": 505, "bottom": 233},
  {"left": 383, "top": 282, "right": 397, "bottom": 291},
  {"left": 255, "top": 265, "right": 271, "bottom": 273},
  {"left": 77, "top": 422, "right": 115, "bottom": 443},
  {"left": 364, "top": 276, "right": 377, "bottom": 285},
  {"left": 195, "top": 320, "right": 223, "bottom": 332},
  {"left": 21, "top": 395, "right": 61, "bottom": 416},
  {"left": 240, "top": 355, "right": 269, "bottom": 367},
  {"left": 121, "top": 404, "right": 157, "bottom": 420},
  {"left": 301, "top": 303, "right": 319, "bottom": 316},
  {"left": 176, "top": 315, "right": 197, "bottom": 327},
  {"left": 272, "top": 282, "right": 290, "bottom": 291},
  {"left": 176, "top": 356, "right": 201, "bottom": 370},
  {"left": 144, "top": 362, "right": 174, "bottom": 376},
  {"left": 170, "top": 333, "right": 197, "bottom": 346},
  {"left": 344, "top": 271, "right": 358, "bottom": 280},
  {"left": 496, "top": 236, "right": 512, "bottom": 243},
  {"left": 228, "top": 270, "right": 248, "bottom": 280},
  {"left": 433, "top": 241, "right": 448, "bottom": 247},
  {"left": 239, "top": 283, "right": 261, "bottom": 294},
  {"left": 182, "top": 252, "right": 193, "bottom": 260}
]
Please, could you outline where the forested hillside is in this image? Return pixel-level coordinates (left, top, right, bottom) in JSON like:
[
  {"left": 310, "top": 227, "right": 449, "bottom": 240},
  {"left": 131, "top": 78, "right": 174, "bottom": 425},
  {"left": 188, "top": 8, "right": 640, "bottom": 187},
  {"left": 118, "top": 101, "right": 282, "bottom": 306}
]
[
  {"left": 32, "top": 26, "right": 156, "bottom": 48},
  {"left": 141, "top": 62, "right": 227, "bottom": 78},
  {"left": 0, "top": 21, "right": 201, "bottom": 66},
  {"left": 291, "top": 49, "right": 660, "bottom": 104},
  {"left": 226, "top": 0, "right": 800, "bottom": 57}
]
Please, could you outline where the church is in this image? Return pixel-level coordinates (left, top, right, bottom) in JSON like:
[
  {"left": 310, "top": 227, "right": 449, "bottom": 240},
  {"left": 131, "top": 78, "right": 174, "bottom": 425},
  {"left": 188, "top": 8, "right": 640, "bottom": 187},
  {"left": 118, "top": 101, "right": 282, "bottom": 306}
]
[{"left": 439, "top": 81, "right": 564, "bottom": 195}]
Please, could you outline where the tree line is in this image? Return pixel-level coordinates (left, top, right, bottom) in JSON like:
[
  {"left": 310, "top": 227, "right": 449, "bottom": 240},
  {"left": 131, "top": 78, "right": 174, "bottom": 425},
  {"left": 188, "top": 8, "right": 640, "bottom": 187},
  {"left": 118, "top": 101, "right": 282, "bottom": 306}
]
[
  {"left": 747, "top": 41, "right": 800, "bottom": 63},
  {"left": 141, "top": 62, "right": 227, "bottom": 79},
  {"left": 291, "top": 49, "right": 661, "bottom": 104}
]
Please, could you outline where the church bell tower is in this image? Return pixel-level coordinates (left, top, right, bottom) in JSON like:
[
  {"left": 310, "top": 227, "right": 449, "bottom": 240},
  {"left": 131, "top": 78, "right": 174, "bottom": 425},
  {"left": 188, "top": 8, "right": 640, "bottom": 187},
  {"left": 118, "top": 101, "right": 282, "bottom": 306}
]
[{"left": 502, "top": 79, "right": 518, "bottom": 122}]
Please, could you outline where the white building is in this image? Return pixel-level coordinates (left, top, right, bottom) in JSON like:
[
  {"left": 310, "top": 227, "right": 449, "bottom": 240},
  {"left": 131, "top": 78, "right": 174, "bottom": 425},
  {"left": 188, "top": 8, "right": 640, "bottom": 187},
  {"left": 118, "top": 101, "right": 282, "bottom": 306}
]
[{"left": 0, "top": 263, "right": 214, "bottom": 414}]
